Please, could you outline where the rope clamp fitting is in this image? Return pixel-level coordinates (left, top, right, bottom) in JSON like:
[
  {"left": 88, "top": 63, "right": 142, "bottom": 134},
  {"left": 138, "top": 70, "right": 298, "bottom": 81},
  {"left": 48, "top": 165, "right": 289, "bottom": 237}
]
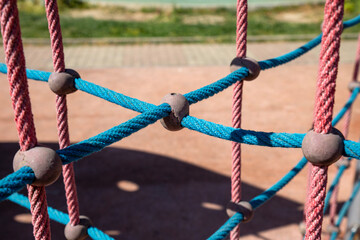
[
  {"left": 230, "top": 57, "right": 261, "bottom": 81},
  {"left": 64, "top": 215, "right": 92, "bottom": 240},
  {"left": 48, "top": 69, "right": 80, "bottom": 95},
  {"left": 348, "top": 81, "right": 360, "bottom": 92},
  {"left": 13, "top": 146, "right": 62, "bottom": 186},
  {"left": 160, "top": 93, "right": 189, "bottom": 131},
  {"left": 302, "top": 128, "right": 344, "bottom": 166},
  {"left": 226, "top": 201, "right": 254, "bottom": 223}
]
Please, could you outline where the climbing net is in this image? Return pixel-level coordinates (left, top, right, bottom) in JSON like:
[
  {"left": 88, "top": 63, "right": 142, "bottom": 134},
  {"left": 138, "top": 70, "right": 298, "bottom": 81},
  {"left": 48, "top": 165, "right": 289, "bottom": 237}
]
[{"left": 1, "top": 0, "right": 360, "bottom": 239}]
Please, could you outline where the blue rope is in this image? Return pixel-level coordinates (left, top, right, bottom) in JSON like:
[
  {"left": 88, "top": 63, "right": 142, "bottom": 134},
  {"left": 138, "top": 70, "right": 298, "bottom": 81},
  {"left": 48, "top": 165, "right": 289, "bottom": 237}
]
[
  {"left": 330, "top": 181, "right": 360, "bottom": 240},
  {"left": 7, "top": 193, "right": 115, "bottom": 240},
  {"left": 332, "top": 88, "right": 360, "bottom": 126},
  {"left": 208, "top": 157, "right": 308, "bottom": 240},
  {"left": 74, "top": 78, "right": 155, "bottom": 113},
  {"left": 57, "top": 103, "right": 171, "bottom": 164},
  {"left": 0, "top": 167, "right": 34, "bottom": 202},
  {"left": 207, "top": 92, "right": 360, "bottom": 240}
]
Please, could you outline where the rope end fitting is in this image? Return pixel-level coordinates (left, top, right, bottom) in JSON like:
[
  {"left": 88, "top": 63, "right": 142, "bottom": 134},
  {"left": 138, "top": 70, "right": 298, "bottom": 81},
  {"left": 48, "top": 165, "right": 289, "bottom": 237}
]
[
  {"left": 226, "top": 201, "right": 254, "bottom": 223},
  {"left": 348, "top": 81, "right": 360, "bottom": 92},
  {"left": 302, "top": 128, "right": 344, "bottom": 166},
  {"left": 64, "top": 215, "right": 92, "bottom": 240},
  {"left": 160, "top": 93, "right": 189, "bottom": 131},
  {"left": 48, "top": 69, "right": 80, "bottom": 95},
  {"left": 13, "top": 146, "right": 62, "bottom": 186},
  {"left": 230, "top": 57, "right": 261, "bottom": 81}
]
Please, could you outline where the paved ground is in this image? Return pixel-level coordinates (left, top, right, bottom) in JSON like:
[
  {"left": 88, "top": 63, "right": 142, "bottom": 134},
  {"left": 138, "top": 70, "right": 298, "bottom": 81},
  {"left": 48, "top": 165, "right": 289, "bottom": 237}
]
[
  {"left": 0, "top": 41, "right": 360, "bottom": 240},
  {"left": 13, "top": 40, "right": 359, "bottom": 70}
]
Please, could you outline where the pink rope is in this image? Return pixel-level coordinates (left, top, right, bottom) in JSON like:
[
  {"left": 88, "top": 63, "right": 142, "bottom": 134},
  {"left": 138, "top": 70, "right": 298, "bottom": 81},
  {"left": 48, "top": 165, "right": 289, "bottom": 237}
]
[
  {"left": 326, "top": 33, "right": 360, "bottom": 239},
  {"left": 0, "top": 1, "right": 51, "bottom": 239},
  {"left": 44, "top": 0, "right": 80, "bottom": 226},
  {"left": 230, "top": 1, "right": 247, "bottom": 239},
  {"left": 305, "top": 1, "right": 344, "bottom": 239}
]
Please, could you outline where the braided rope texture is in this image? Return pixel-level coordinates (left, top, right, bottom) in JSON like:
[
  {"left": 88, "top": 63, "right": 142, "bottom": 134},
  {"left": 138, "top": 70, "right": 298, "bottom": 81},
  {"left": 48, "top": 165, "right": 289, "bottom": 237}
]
[
  {"left": 0, "top": 0, "right": 37, "bottom": 151},
  {"left": 231, "top": 0, "right": 248, "bottom": 238},
  {"left": 44, "top": 0, "right": 80, "bottom": 226},
  {"left": 0, "top": 1, "right": 52, "bottom": 239},
  {"left": 306, "top": 1, "right": 344, "bottom": 239},
  {"left": 0, "top": 167, "right": 35, "bottom": 202}
]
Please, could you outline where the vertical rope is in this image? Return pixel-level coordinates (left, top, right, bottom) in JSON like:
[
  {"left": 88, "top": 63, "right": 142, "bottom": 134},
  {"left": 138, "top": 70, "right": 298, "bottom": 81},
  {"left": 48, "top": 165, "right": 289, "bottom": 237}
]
[
  {"left": 327, "top": 33, "right": 360, "bottom": 239},
  {"left": 44, "top": 0, "right": 80, "bottom": 226},
  {"left": 230, "top": 0, "right": 247, "bottom": 239},
  {"left": 305, "top": 1, "right": 344, "bottom": 239},
  {"left": 0, "top": 0, "right": 51, "bottom": 239}
]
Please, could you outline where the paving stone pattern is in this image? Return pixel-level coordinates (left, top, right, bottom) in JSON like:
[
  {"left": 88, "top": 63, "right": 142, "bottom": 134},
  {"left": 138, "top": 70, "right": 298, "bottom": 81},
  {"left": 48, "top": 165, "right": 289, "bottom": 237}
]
[{"left": 0, "top": 41, "right": 357, "bottom": 70}]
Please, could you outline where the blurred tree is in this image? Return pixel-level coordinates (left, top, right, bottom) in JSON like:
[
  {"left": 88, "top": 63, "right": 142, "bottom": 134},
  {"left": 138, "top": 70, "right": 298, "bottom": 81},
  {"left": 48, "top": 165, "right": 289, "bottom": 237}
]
[{"left": 345, "top": 0, "right": 360, "bottom": 13}]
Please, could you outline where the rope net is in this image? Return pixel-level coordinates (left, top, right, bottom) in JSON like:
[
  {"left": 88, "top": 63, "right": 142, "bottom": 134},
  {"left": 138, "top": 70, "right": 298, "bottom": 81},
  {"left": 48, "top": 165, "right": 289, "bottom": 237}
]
[{"left": 0, "top": 0, "right": 360, "bottom": 239}]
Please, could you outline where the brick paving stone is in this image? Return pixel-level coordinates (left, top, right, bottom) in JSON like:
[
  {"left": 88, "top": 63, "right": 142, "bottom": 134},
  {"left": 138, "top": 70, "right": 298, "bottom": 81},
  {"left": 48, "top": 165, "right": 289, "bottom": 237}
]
[{"left": 0, "top": 40, "right": 357, "bottom": 71}]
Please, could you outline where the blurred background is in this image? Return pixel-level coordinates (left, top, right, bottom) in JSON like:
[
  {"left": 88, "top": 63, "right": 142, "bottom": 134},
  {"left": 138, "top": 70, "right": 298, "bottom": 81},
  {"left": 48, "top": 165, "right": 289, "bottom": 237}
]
[
  {"left": 1, "top": 1, "right": 360, "bottom": 240},
  {"left": 15, "top": 0, "right": 360, "bottom": 44}
]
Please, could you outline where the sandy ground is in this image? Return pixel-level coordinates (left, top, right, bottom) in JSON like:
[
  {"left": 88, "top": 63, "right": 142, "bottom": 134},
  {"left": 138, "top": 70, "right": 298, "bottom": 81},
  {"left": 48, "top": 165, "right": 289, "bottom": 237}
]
[{"left": 0, "top": 62, "right": 360, "bottom": 240}]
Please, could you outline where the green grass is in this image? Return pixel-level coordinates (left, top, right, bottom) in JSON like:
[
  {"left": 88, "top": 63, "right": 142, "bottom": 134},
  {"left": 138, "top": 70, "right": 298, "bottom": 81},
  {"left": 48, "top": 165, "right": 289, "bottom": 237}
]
[{"left": 16, "top": 3, "right": 360, "bottom": 41}]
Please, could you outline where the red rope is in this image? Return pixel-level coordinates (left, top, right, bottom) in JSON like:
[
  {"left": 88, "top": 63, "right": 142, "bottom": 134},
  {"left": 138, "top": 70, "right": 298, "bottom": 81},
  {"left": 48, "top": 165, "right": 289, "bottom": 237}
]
[
  {"left": 305, "top": 0, "right": 344, "bottom": 239},
  {"left": 231, "top": 0, "right": 247, "bottom": 239},
  {"left": 44, "top": 0, "right": 80, "bottom": 226},
  {"left": 0, "top": 0, "right": 51, "bottom": 239},
  {"left": 326, "top": 33, "right": 360, "bottom": 239}
]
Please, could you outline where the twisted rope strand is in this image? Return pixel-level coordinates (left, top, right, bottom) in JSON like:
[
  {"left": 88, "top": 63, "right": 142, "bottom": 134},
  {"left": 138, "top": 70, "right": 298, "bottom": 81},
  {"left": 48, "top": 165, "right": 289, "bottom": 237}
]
[
  {"left": 0, "top": 1, "right": 51, "bottom": 239},
  {"left": 44, "top": 0, "right": 80, "bottom": 226},
  {"left": 231, "top": 0, "right": 248, "bottom": 239},
  {"left": 306, "top": 1, "right": 344, "bottom": 239}
]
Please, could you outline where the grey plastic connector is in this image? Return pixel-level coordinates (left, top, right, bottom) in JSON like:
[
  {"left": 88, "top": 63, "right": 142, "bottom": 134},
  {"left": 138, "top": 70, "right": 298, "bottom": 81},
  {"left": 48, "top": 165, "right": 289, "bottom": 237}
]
[
  {"left": 48, "top": 69, "right": 80, "bottom": 95},
  {"left": 302, "top": 128, "right": 344, "bottom": 166},
  {"left": 230, "top": 57, "right": 261, "bottom": 81},
  {"left": 348, "top": 81, "right": 360, "bottom": 92},
  {"left": 326, "top": 224, "right": 340, "bottom": 234},
  {"left": 226, "top": 201, "right": 254, "bottom": 223},
  {"left": 64, "top": 216, "right": 92, "bottom": 240},
  {"left": 336, "top": 157, "right": 351, "bottom": 169},
  {"left": 160, "top": 93, "right": 189, "bottom": 131},
  {"left": 13, "top": 146, "right": 62, "bottom": 186}
]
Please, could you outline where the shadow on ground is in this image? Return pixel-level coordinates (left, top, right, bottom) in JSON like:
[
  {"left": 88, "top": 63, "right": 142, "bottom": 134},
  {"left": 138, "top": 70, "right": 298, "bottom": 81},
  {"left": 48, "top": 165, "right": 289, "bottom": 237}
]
[{"left": 0, "top": 142, "right": 303, "bottom": 240}]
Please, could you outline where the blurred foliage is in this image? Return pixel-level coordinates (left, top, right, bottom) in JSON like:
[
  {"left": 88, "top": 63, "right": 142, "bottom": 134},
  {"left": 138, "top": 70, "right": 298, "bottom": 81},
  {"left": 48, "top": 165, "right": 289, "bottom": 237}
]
[
  {"left": 345, "top": 0, "right": 360, "bottom": 13},
  {"left": 14, "top": 2, "right": 360, "bottom": 40},
  {"left": 18, "top": 0, "right": 87, "bottom": 9}
]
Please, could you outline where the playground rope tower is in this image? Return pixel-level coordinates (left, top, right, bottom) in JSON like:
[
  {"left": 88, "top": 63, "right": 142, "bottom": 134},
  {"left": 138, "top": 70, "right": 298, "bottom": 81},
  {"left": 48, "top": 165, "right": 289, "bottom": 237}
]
[{"left": 1, "top": 0, "right": 360, "bottom": 239}]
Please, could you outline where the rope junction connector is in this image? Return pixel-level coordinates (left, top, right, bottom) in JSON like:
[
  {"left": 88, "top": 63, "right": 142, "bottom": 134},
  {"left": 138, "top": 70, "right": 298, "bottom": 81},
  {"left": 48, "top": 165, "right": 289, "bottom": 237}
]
[
  {"left": 326, "top": 224, "right": 340, "bottom": 234},
  {"left": 348, "top": 81, "right": 360, "bottom": 92},
  {"left": 302, "top": 128, "right": 344, "bottom": 166},
  {"left": 64, "top": 215, "right": 92, "bottom": 240},
  {"left": 336, "top": 157, "right": 351, "bottom": 169},
  {"left": 13, "top": 146, "right": 62, "bottom": 186},
  {"left": 48, "top": 69, "right": 80, "bottom": 95},
  {"left": 226, "top": 201, "right": 254, "bottom": 223},
  {"left": 230, "top": 57, "right": 261, "bottom": 81},
  {"left": 160, "top": 93, "right": 189, "bottom": 131}
]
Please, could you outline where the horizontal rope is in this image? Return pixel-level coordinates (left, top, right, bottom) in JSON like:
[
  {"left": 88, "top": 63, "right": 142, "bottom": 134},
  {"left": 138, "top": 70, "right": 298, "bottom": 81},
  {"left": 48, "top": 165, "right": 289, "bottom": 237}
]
[
  {"left": 0, "top": 83, "right": 358, "bottom": 204},
  {"left": 207, "top": 93, "right": 360, "bottom": 240},
  {"left": 0, "top": 166, "right": 35, "bottom": 202},
  {"left": 7, "top": 193, "right": 114, "bottom": 240}
]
